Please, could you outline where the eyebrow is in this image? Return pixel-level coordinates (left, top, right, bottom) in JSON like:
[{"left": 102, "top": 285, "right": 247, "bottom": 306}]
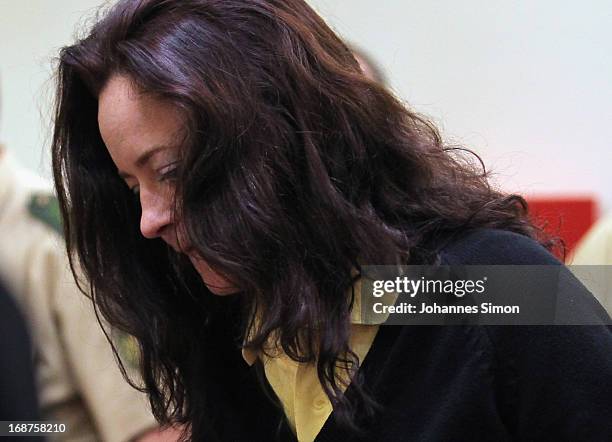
[{"left": 117, "top": 145, "right": 175, "bottom": 179}]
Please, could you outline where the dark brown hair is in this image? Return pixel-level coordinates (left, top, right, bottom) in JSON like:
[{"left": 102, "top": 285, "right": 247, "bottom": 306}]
[{"left": 52, "top": 0, "right": 548, "bottom": 438}]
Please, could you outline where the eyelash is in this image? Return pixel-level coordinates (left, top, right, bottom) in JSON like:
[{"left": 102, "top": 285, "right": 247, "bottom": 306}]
[
  {"left": 158, "top": 164, "right": 178, "bottom": 182},
  {"left": 128, "top": 162, "right": 179, "bottom": 196}
]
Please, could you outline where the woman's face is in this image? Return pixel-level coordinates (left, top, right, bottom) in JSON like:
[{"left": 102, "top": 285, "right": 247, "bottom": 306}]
[{"left": 98, "top": 74, "right": 239, "bottom": 295}]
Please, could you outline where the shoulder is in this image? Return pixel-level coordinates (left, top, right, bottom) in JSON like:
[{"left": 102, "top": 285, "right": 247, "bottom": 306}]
[
  {"left": 25, "top": 193, "right": 63, "bottom": 236},
  {"left": 1, "top": 156, "right": 61, "bottom": 237},
  {"left": 572, "top": 215, "right": 612, "bottom": 265},
  {"left": 439, "top": 228, "right": 558, "bottom": 265},
  {"left": 439, "top": 228, "right": 610, "bottom": 322},
  {"left": 0, "top": 159, "right": 65, "bottom": 298},
  {"left": 13, "top": 163, "right": 62, "bottom": 236}
]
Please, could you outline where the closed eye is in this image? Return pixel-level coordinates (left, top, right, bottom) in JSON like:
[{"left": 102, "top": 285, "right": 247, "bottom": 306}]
[{"left": 157, "top": 161, "right": 179, "bottom": 182}]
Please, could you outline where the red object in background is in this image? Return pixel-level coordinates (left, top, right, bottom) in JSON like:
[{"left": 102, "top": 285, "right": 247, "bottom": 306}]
[{"left": 526, "top": 197, "right": 597, "bottom": 261}]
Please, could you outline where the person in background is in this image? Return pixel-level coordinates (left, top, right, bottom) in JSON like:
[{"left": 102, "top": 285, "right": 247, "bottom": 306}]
[
  {"left": 0, "top": 107, "right": 181, "bottom": 440},
  {"left": 0, "top": 281, "right": 42, "bottom": 442},
  {"left": 0, "top": 279, "right": 40, "bottom": 422},
  {"left": 351, "top": 45, "right": 386, "bottom": 84},
  {"left": 571, "top": 216, "right": 612, "bottom": 314}
]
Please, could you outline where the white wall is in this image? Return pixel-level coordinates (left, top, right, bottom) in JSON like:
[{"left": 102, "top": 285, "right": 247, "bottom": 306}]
[
  {"left": 0, "top": 0, "right": 105, "bottom": 178},
  {"left": 2, "top": 0, "right": 611, "bottom": 210},
  {"left": 308, "top": 0, "right": 612, "bottom": 212}
]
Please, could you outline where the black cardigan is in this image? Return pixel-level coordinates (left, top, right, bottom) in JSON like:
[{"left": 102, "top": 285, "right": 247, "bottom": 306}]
[{"left": 200, "top": 229, "right": 612, "bottom": 442}]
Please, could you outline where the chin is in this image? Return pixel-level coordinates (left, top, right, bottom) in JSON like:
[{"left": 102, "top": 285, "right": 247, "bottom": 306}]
[
  {"left": 203, "top": 281, "right": 240, "bottom": 296},
  {"left": 190, "top": 258, "right": 240, "bottom": 296}
]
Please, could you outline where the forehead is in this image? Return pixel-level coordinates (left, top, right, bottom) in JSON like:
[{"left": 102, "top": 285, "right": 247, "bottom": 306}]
[{"left": 97, "top": 75, "right": 184, "bottom": 160}]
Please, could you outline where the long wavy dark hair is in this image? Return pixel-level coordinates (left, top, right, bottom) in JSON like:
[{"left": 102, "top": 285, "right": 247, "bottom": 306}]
[{"left": 51, "top": 0, "right": 550, "bottom": 438}]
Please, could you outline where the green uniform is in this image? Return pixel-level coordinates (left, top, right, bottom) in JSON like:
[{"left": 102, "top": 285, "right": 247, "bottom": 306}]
[
  {"left": 571, "top": 215, "right": 612, "bottom": 315},
  {"left": 0, "top": 149, "right": 157, "bottom": 442}
]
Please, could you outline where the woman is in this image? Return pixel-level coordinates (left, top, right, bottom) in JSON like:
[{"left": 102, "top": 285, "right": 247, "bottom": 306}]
[{"left": 51, "top": 0, "right": 612, "bottom": 441}]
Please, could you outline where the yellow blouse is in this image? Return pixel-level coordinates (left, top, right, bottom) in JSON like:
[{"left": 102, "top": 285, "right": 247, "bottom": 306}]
[{"left": 242, "top": 279, "right": 381, "bottom": 442}]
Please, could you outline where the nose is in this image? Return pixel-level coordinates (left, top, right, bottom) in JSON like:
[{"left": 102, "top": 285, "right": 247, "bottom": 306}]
[{"left": 139, "top": 188, "right": 173, "bottom": 239}]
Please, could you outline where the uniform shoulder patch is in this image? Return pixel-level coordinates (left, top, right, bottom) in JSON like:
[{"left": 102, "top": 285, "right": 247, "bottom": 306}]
[
  {"left": 113, "top": 331, "right": 141, "bottom": 371},
  {"left": 28, "top": 193, "right": 63, "bottom": 235}
]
